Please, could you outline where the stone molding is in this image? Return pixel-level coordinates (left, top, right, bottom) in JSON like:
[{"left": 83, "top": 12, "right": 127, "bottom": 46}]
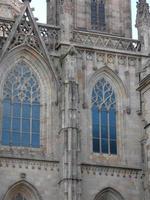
[
  {"left": 0, "top": 17, "right": 60, "bottom": 53},
  {"left": 81, "top": 164, "right": 143, "bottom": 179},
  {"left": 72, "top": 30, "right": 141, "bottom": 53},
  {"left": 0, "top": 157, "right": 59, "bottom": 171}
]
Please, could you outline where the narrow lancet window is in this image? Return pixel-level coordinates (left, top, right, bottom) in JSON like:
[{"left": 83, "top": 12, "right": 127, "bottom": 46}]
[
  {"left": 98, "top": 0, "right": 105, "bottom": 30},
  {"left": 2, "top": 63, "right": 40, "bottom": 148},
  {"left": 91, "top": 0, "right": 98, "bottom": 29},
  {"left": 92, "top": 78, "right": 117, "bottom": 154},
  {"left": 91, "top": 0, "right": 106, "bottom": 31}
]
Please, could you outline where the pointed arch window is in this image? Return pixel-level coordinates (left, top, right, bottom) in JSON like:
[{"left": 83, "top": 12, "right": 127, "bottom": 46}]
[
  {"left": 1, "top": 63, "right": 40, "bottom": 148},
  {"left": 12, "top": 193, "right": 27, "bottom": 200},
  {"left": 94, "top": 188, "right": 124, "bottom": 200},
  {"left": 91, "top": 0, "right": 106, "bottom": 31},
  {"left": 92, "top": 78, "right": 117, "bottom": 154}
]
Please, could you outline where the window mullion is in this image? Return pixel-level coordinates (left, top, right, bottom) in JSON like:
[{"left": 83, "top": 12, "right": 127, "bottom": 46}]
[
  {"left": 2, "top": 64, "right": 40, "bottom": 148},
  {"left": 10, "top": 99, "right": 13, "bottom": 146},
  {"left": 107, "top": 109, "right": 110, "bottom": 155},
  {"left": 92, "top": 78, "right": 117, "bottom": 155},
  {"left": 20, "top": 101, "right": 23, "bottom": 146},
  {"left": 30, "top": 101, "right": 32, "bottom": 147},
  {"left": 99, "top": 108, "right": 102, "bottom": 154}
]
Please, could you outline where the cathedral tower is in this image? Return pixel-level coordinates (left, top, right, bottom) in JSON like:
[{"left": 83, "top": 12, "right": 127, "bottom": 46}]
[
  {"left": 47, "top": 0, "right": 132, "bottom": 37},
  {"left": 0, "top": 0, "right": 149, "bottom": 200}
]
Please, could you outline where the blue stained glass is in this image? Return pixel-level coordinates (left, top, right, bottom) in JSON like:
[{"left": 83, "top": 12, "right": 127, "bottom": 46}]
[
  {"left": 92, "top": 78, "right": 117, "bottom": 155},
  {"left": 101, "top": 106, "right": 108, "bottom": 139},
  {"left": 32, "top": 134, "right": 40, "bottom": 147},
  {"left": 22, "top": 133, "right": 30, "bottom": 146},
  {"left": 93, "top": 138, "right": 100, "bottom": 153},
  {"left": 110, "top": 126, "right": 116, "bottom": 140},
  {"left": 3, "top": 99, "right": 11, "bottom": 117},
  {"left": 32, "top": 120, "right": 40, "bottom": 133},
  {"left": 91, "top": 0, "right": 97, "bottom": 27},
  {"left": 101, "top": 139, "right": 108, "bottom": 154},
  {"left": 91, "top": 0, "right": 105, "bottom": 31},
  {"left": 12, "top": 132, "right": 20, "bottom": 146},
  {"left": 109, "top": 108, "right": 116, "bottom": 140},
  {"left": 22, "top": 104, "right": 30, "bottom": 118},
  {"left": 101, "top": 126, "right": 107, "bottom": 139},
  {"left": 99, "top": 0, "right": 105, "bottom": 28},
  {"left": 92, "top": 105, "right": 99, "bottom": 138},
  {"left": 101, "top": 106, "right": 107, "bottom": 124},
  {"left": 93, "top": 124, "right": 99, "bottom": 138},
  {"left": 22, "top": 119, "right": 30, "bottom": 132},
  {"left": 13, "top": 103, "right": 21, "bottom": 117},
  {"left": 2, "top": 130, "right": 10, "bottom": 145},
  {"left": 12, "top": 118, "right": 20, "bottom": 131},
  {"left": 109, "top": 107, "right": 116, "bottom": 124},
  {"left": 32, "top": 104, "right": 40, "bottom": 119},
  {"left": 2, "top": 117, "right": 11, "bottom": 129},
  {"left": 110, "top": 140, "right": 117, "bottom": 154},
  {"left": 2, "top": 64, "right": 41, "bottom": 148}
]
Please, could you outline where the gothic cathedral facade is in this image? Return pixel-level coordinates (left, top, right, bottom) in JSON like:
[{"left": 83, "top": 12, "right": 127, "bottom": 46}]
[{"left": 0, "top": 0, "right": 150, "bottom": 199}]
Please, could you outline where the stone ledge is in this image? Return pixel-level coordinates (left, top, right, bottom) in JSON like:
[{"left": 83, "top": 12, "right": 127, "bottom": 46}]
[
  {"left": 0, "top": 157, "right": 59, "bottom": 172},
  {"left": 81, "top": 163, "right": 143, "bottom": 179}
]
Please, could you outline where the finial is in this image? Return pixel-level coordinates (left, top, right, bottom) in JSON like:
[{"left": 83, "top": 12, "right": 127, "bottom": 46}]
[{"left": 136, "top": 0, "right": 150, "bottom": 28}]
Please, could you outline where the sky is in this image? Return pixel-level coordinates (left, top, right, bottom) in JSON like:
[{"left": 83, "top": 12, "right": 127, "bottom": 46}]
[{"left": 30, "top": 0, "right": 150, "bottom": 39}]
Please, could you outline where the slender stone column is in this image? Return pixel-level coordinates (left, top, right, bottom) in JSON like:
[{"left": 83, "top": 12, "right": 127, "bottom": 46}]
[
  {"left": 136, "top": 0, "right": 150, "bottom": 53},
  {"left": 137, "top": 77, "right": 150, "bottom": 199},
  {"left": 59, "top": 52, "right": 81, "bottom": 200}
]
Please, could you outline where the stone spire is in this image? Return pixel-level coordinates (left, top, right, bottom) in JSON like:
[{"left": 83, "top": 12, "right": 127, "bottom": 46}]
[
  {"left": 136, "top": 0, "right": 150, "bottom": 27},
  {"left": 135, "top": 0, "right": 150, "bottom": 53}
]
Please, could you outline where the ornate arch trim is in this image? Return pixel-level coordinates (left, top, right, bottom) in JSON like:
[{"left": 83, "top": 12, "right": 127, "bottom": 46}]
[
  {"left": 88, "top": 66, "right": 128, "bottom": 97},
  {"left": 87, "top": 66, "right": 129, "bottom": 109},
  {"left": 2, "top": 180, "right": 42, "bottom": 200},
  {"left": 0, "top": 45, "right": 59, "bottom": 93},
  {"left": 94, "top": 187, "right": 124, "bottom": 200},
  {"left": 0, "top": 45, "right": 57, "bottom": 154}
]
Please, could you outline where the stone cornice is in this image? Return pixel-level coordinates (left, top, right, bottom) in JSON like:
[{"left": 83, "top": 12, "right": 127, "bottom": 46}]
[
  {"left": 58, "top": 43, "right": 147, "bottom": 57},
  {"left": 71, "top": 30, "right": 142, "bottom": 55},
  {"left": 0, "top": 157, "right": 59, "bottom": 171},
  {"left": 81, "top": 163, "right": 143, "bottom": 179}
]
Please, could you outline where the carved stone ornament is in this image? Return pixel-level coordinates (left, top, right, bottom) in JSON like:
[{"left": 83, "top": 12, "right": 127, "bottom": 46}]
[{"left": 136, "top": 0, "right": 150, "bottom": 27}]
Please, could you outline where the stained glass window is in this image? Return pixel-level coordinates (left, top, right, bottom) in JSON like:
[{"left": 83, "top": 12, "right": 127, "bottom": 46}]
[
  {"left": 98, "top": 0, "right": 105, "bottom": 30},
  {"left": 2, "top": 63, "right": 40, "bottom": 148},
  {"left": 92, "top": 78, "right": 117, "bottom": 154},
  {"left": 91, "top": 0, "right": 98, "bottom": 29},
  {"left": 12, "top": 193, "right": 27, "bottom": 200},
  {"left": 91, "top": 0, "right": 106, "bottom": 31}
]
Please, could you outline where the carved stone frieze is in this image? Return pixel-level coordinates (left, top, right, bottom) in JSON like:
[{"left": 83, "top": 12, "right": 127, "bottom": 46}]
[
  {"left": 72, "top": 30, "right": 141, "bottom": 53},
  {"left": 74, "top": 49, "right": 138, "bottom": 69},
  {"left": 128, "top": 57, "right": 137, "bottom": 67},
  {"left": 107, "top": 54, "right": 115, "bottom": 64},
  {"left": 86, "top": 51, "right": 93, "bottom": 61},
  {"left": 97, "top": 53, "right": 105, "bottom": 63},
  {"left": 118, "top": 56, "right": 127, "bottom": 66},
  {"left": 81, "top": 164, "right": 143, "bottom": 179},
  {"left": 0, "top": 17, "right": 60, "bottom": 53},
  {"left": 0, "top": 157, "right": 59, "bottom": 172}
]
